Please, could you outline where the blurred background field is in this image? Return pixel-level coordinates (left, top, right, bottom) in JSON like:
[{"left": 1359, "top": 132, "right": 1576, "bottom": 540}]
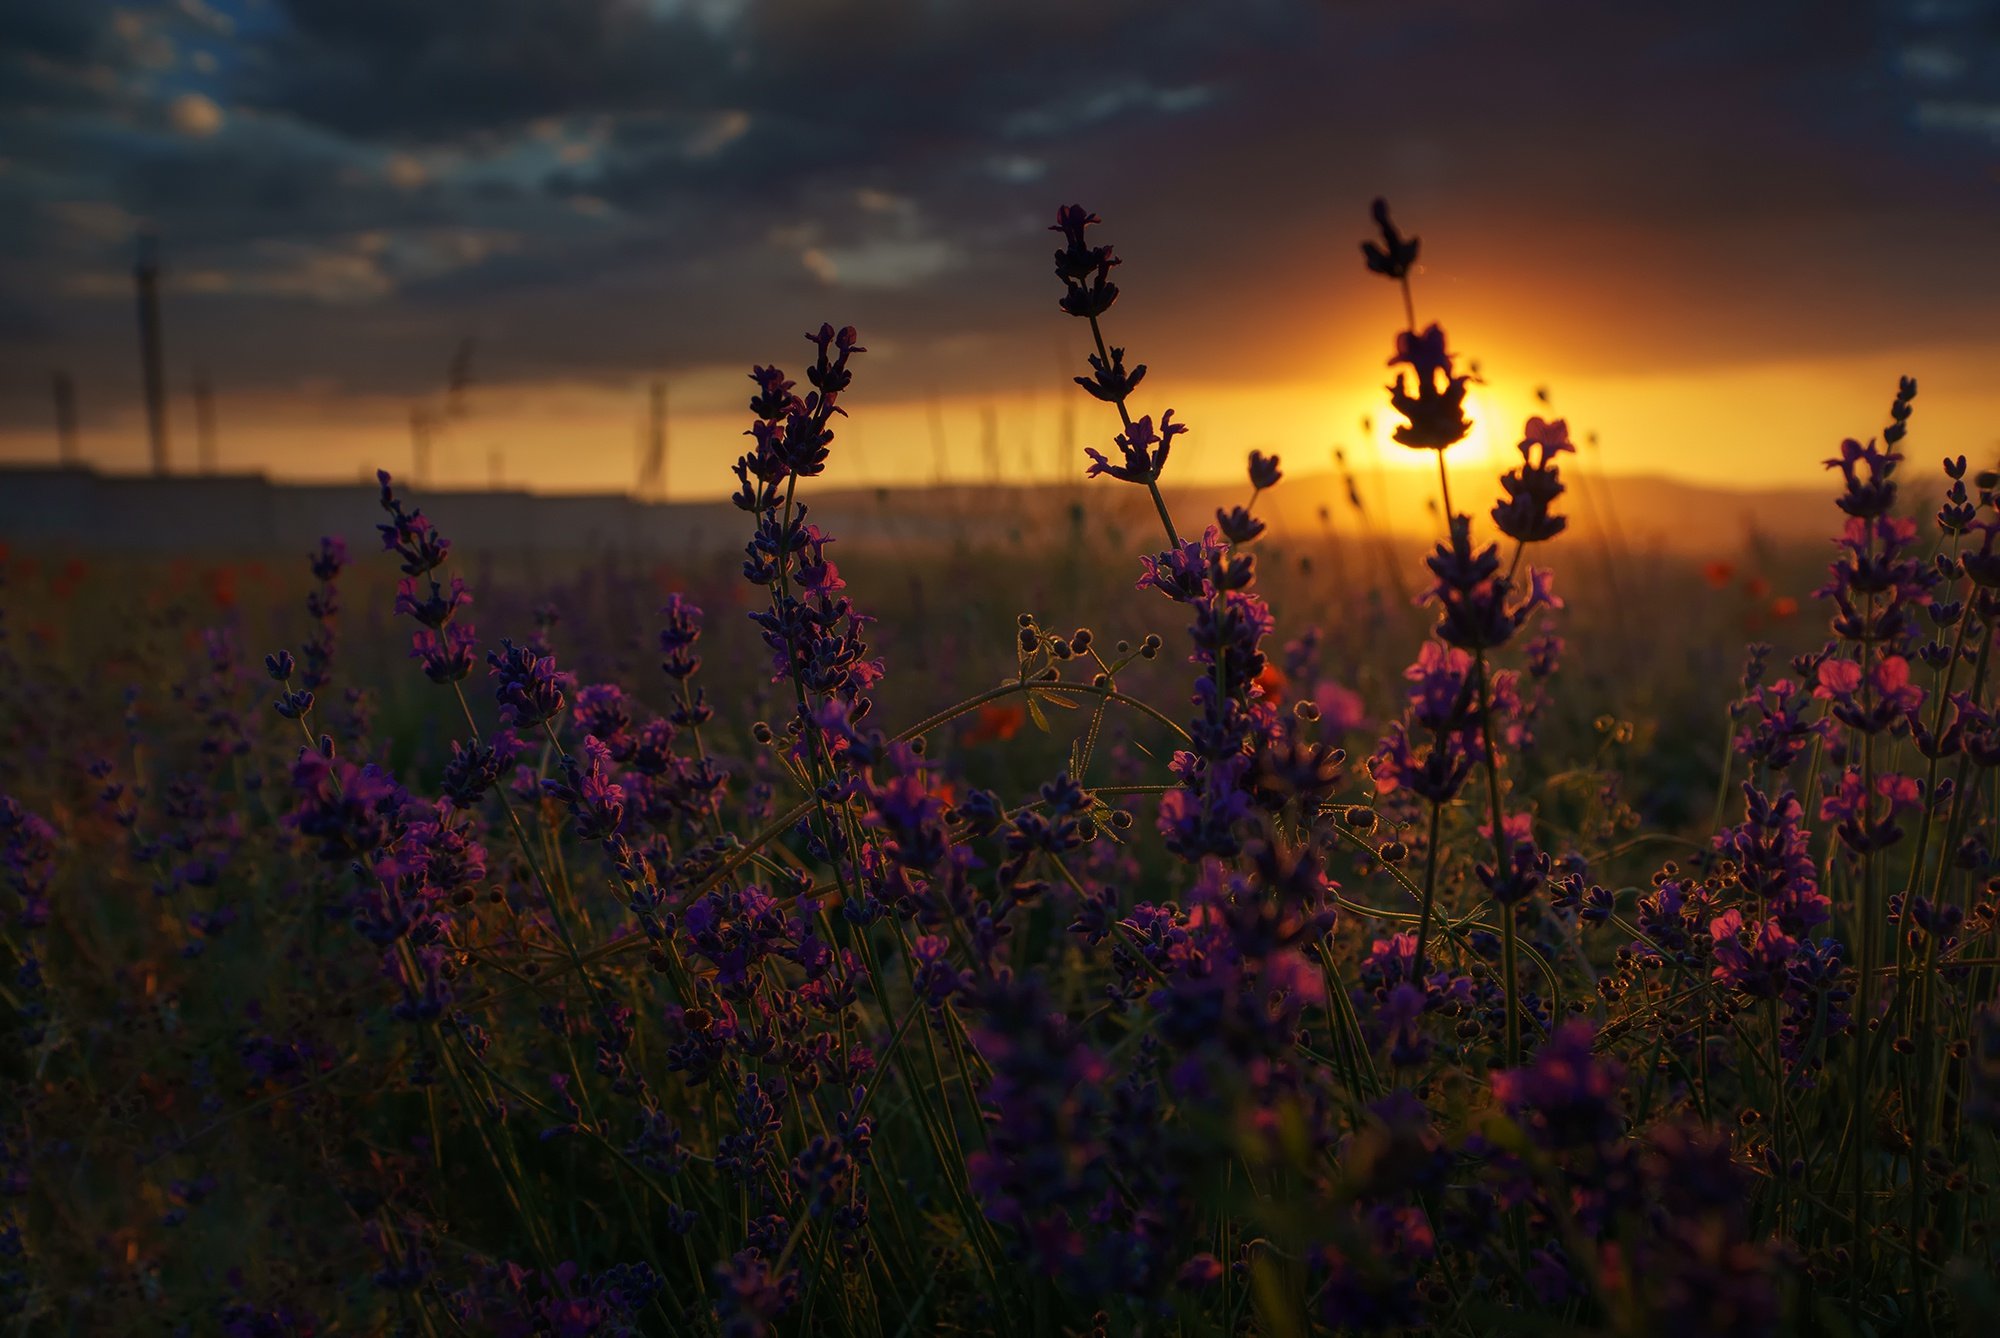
[{"left": 2, "top": 469, "right": 1836, "bottom": 845}]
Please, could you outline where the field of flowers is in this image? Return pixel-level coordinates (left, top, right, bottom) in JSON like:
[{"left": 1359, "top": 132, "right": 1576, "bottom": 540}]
[{"left": 4, "top": 202, "right": 1997, "bottom": 1336}]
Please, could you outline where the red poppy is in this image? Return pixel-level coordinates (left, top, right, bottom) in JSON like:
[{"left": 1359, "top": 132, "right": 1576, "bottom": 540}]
[
  {"left": 1254, "top": 661, "right": 1288, "bottom": 703},
  {"left": 204, "top": 566, "right": 239, "bottom": 609},
  {"left": 963, "top": 703, "right": 1025, "bottom": 744}
]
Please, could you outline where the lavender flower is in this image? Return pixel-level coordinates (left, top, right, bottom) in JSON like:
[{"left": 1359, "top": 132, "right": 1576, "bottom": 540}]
[
  {"left": 375, "top": 470, "right": 450, "bottom": 575},
  {"left": 1491, "top": 1020, "right": 1625, "bottom": 1151},
  {"left": 1361, "top": 196, "right": 1420, "bottom": 281},
  {"left": 487, "top": 639, "right": 574, "bottom": 729},
  {"left": 1491, "top": 416, "right": 1573, "bottom": 544},
  {"left": 1085, "top": 410, "right": 1184, "bottom": 486},
  {"left": 1051, "top": 204, "right": 1119, "bottom": 319},
  {"left": 1387, "top": 325, "right": 1473, "bottom": 451}
]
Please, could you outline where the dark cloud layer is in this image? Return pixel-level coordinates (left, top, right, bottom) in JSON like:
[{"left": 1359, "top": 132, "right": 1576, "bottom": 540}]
[{"left": 1, "top": 0, "right": 1996, "bottom": 429}]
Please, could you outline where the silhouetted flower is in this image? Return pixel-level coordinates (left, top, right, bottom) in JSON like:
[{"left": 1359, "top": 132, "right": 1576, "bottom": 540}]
[
  {"left": 1248, "top": 450, "right": 1282, "bottom": 491},
  {"left": 1215, "top": 505, "right": 1265, "bottom": 544},
  {"left": 1075, "top": 344, "right": 1145, "bottom": 402},
  {"left": 1387, "top": 325, "right": 1472, "bottom": 451},
  {"left": 1423, "top": 516, "right": 1560, "bottom": 651},
  {"left": 1051, "top": 204, "right": 1120, "bottom": 318},
  {"left": 1492, "top": 416, "right": 1572, "bottom": 544},
  {"left": 375, "top": 471, "right": 450, "bottom": 575},
  {"left": 1361, "top": 197, "right": 1420, "bottom": 281},
  {"left": 1085, "top": 411, "right": 1185, "bottom": 485}
]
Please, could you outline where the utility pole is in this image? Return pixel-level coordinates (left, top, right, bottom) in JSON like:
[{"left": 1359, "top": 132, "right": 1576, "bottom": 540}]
[
  {"left": 51, "top": 371, "right": 79, "bottom": 465},
  {"left": 636, "top": 377, "right": 668, "bottom": 500},
  {"left": 981, "top": 404, "right": 1001, "bottom": 484},
  {"left": 652, "top": 378, "right": 667, "bottom": 500},
  {"left": 134, "top": 234, "right": 170, "bottom": 474},
  {"left": 926, "top": 392, "right": 947, "bottom": 484},
  {"left": 1020, "top": 385, "right": 1037, "bottom": 479},
  {"left": 193, "top": 368, "right": 217, "bottom": 473},
  {"left": 446, "top": 338, "right": 475, "bottom": 421},
  {"left": 411, "top": 407, "right": 433, "bottom": 486},
  {"left": 1054, "top": 341, "right": 1076, "bottom": 482}
]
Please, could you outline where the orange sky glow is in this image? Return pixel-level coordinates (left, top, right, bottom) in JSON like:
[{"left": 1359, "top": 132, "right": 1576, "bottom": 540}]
[
  {"left": 5, "top": 2, "right": 1996, "bottom": 517},
  {"left": 7, "top": 334, "right": 1993, "bottom": 510}
]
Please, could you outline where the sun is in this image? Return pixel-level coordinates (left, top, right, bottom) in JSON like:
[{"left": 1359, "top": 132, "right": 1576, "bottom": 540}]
[
  {"left": 1366, "top": 379, "right": 1514, "bottom": 478},
  {"left": 1458, "top": 381, "right": 1501, "bottom": 468}
]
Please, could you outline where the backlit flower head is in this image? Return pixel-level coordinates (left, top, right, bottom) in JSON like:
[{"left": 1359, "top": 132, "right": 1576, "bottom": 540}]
[
  {"left": 1361, "top": 197, "right": 1420, "bottom": 281},
  {"left": 1387, "top": 324, "right": 1472, "bottom": 451}
]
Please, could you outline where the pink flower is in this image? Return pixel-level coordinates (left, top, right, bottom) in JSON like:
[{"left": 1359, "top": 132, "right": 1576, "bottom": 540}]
[
  {"left": 1709, "top": 909, "right": 1796, "bottom": 998},
  {"left": 1876, "top": 772, "right": 1922, "bottom": 811},
  {"left": 1815, "top": 659, "right": 1862, "bottom": 698},
  {"left": 1313, "top": 680, "right": 1368, "bottom": 734}
]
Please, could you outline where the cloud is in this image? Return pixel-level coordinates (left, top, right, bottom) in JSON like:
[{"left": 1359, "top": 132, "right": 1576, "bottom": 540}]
[
  {"left": 384, "top": 152, "right": 428, "bottom": 189},
  {"left": 1914, "top": 100, "right": 2000, "bottom": 139},
  {"left": 799, "top": 237, "right": 961, "bottom": 289},
  {"left": 855, "top": 187, "right": 907, "bottom": 213},
  {"left": 0, "top": 0, "right": 107, "bottom": 65},
  {"left": 61, "top": 228, "right": 521, "bottom": 304},
  {"left": 42, "top": 199, "right": 135, "bottom": 243},
  {"left": 0, "top": 0, "right": 1997, "bottom": 431},
  {"left": 238, "top": 0, "right": 739, "bottom": 141},
  {"left": 1000, "top": 79, "right": 1215, "bottom": 137},
  {"left": 168, "top": 90, "right": 224, "bottom": 136},
  {"left": 800, "top": 246, "right": 835, "bottom": 283},
  {"left": 686, "top": 109, "right": 751, "bottom": 159},
  {"left": 175, "top": 0, "right": 235, "bottom": 38},
  {"left": 986, "top": 154, "right": 1046, "bottom": 183}
]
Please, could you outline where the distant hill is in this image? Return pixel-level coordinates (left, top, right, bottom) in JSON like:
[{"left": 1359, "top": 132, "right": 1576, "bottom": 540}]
[{"left": 0, "top": 463, "right": 1865, "bottom": 559}]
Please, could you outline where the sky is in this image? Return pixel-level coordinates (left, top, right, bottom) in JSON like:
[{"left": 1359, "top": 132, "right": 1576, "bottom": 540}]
[{"left": 1, "top": 0, "right": 1997, "bottom": 499}]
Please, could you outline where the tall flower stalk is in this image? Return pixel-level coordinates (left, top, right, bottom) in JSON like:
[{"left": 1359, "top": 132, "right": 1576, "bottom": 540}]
[{"left": 1362, "top": 199, "right": 1563, "bottom": 1065}]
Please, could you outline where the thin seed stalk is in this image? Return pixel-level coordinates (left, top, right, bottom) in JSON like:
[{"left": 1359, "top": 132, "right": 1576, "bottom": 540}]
[
  {"left": 1413, "top": 799, "right": 1444, "bottom": 980},
  {"left": 1473, "top": 647, "right": 1518, "bottom": 1067}
]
